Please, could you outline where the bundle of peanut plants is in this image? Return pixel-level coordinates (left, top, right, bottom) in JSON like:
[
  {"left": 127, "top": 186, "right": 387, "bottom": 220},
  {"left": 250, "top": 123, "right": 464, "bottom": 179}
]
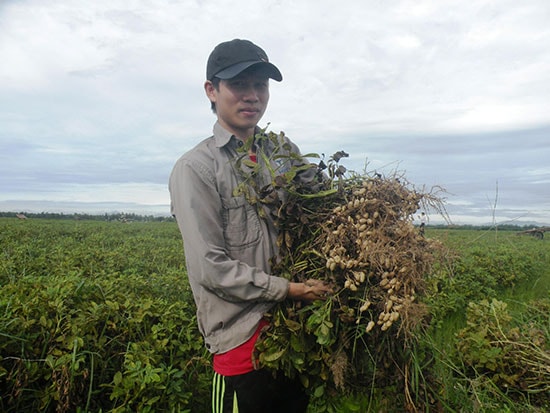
[{"left": 234, "top": 130, "right": 448, "bottom": 411}]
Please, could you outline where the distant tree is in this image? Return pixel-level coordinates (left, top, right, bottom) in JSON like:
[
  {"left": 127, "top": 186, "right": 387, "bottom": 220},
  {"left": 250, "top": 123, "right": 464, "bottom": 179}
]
[{"left": 0, "top": 211, "right": 174, "bottom": 222}]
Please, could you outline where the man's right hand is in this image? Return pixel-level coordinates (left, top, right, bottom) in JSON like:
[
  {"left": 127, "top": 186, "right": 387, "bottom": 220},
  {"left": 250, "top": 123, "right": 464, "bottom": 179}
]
[{"left": 287, "top": 279, "right": 333, "bottom": 303}]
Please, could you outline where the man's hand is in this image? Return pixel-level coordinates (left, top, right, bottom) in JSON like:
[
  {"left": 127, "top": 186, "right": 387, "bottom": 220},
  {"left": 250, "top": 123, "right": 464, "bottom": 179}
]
[{"left": 287, "top": 279, "right": 333, "bottom": 303}]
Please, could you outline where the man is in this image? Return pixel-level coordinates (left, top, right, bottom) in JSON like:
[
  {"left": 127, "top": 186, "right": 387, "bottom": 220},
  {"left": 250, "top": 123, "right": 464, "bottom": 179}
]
[{"left": 169, "top": 39, "right": 332, "bottom": 413}]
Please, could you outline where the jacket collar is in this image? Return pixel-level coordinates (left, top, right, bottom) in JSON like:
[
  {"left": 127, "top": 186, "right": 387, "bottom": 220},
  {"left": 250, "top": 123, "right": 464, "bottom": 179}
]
[{"left": 213, "top": 121, "right": 260, "bottom": 149}]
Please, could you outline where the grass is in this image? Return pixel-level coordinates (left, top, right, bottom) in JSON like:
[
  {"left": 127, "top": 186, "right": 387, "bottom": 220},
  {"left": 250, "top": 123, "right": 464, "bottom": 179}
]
[{"left": 418, "top": 227, "right": 550, "bottom": 413}]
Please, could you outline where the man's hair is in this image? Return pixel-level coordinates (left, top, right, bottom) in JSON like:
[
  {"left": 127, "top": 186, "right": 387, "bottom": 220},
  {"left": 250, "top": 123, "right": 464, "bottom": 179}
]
[{"left": 210, "top": 77, "right": 221, "bottom": 113}]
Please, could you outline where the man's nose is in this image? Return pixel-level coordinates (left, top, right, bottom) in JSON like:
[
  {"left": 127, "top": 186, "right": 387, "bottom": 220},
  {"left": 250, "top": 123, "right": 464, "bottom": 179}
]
[{"left": 242, "top": 86, "right": 259, "bottom": 101}]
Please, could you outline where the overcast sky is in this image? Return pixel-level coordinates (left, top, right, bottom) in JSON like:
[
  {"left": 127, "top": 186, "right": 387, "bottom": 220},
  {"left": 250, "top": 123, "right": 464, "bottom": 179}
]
[{"left": 1, "top": 0, "right": 549, "bottom": 225}]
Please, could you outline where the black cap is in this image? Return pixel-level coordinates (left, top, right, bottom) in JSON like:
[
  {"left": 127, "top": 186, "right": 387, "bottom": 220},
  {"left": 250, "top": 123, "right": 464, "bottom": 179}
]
[{"left": 206, "top": 39, "right": 282, "bottom": 82}]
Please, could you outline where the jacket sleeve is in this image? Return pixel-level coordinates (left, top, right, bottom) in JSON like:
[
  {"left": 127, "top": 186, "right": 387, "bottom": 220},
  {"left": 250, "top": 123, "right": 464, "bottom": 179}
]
[{"left": 169, "top": 156, "right": 289, "bottom": 303}]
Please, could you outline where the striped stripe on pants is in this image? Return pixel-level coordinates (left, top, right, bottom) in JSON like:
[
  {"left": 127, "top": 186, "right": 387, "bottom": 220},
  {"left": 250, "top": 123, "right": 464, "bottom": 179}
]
[{"left": 212, "top": 372, "right": 239, "bottom": 413}]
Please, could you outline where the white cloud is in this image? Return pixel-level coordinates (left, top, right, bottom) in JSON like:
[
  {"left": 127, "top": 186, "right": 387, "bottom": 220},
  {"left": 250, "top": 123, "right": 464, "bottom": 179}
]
[{"left": 1, "top": 0, "right": 549, "bottom": 224}]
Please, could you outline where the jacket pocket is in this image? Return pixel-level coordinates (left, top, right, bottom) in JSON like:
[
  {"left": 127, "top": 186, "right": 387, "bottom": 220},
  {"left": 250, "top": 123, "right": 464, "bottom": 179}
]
[{"left": 221, "top": 195, "right": 261, "bottom": 251}]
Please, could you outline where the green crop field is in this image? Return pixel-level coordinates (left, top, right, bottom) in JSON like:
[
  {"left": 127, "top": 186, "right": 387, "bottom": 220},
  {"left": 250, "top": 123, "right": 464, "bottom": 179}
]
[{"left": 1, "top": 218, "right": 548, "bottom": 412}]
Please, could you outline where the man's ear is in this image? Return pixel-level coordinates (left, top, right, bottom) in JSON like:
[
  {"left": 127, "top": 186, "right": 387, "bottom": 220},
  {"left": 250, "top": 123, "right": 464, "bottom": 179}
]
[{"left": 204, "top": 80, "right": 217, "bottom": 103}]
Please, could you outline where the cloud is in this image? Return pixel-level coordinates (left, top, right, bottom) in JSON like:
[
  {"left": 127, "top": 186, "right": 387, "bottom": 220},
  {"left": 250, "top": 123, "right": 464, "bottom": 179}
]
[{"left": 1, "top": 0, "right": 549, "bottom": 225}]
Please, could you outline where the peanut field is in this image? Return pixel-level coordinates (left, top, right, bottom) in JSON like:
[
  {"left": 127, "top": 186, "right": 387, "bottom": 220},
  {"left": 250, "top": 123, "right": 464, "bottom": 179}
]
[{"left": 1, "top": 217, "right": 548, "bottom": 412}]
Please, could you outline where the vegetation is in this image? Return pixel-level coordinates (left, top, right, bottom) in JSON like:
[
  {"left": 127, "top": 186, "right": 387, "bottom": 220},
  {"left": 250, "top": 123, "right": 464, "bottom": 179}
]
[
  {"left": 0, "top": 219, "right": 548, "bottom": 412},
  {"left": 0, "top": 219, "right": 210, "bottom": 413}
]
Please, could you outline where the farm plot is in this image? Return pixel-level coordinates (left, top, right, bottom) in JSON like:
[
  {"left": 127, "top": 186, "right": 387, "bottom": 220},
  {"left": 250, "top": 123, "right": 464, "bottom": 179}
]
[{"left": 0, "top": 218, "right": 548, "bottom": 412}]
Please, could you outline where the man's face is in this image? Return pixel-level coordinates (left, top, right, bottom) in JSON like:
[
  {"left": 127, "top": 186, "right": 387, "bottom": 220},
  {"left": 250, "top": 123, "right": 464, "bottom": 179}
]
[{"left": 205, "top": 68, "right": 270, "bottom": 140}]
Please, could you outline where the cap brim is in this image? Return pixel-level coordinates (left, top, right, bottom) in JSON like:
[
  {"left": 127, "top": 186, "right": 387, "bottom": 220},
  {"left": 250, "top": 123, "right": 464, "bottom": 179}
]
[{"left": 214, "top": 61, "right": 282, "bottom": 81}]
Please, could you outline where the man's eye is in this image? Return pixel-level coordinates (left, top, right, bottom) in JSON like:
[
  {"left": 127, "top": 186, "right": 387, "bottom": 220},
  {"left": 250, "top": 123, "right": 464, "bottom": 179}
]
[{"left": 228, "top": 79, "right": 267, "bottom": 90}]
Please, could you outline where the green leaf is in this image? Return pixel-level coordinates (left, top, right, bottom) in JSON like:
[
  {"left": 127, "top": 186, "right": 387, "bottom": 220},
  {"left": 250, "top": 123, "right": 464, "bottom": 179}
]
[
  {"left": 301, "top": 153, "right": 321, "bottom": 159},
  {"left": 284, "top": 318, "right": 302, "bottom": 332},
  {"left": 313, "top": 385, "right": 325, "bottom": 398},
  {"left": 261, "top": 347, "right": 287, "bottom": 363},
  {"left": 113, "top": 371, "right": 123, "bottom": 385},
  {"left": 241, "top": 159, "right": 258, "bottom": 169}
]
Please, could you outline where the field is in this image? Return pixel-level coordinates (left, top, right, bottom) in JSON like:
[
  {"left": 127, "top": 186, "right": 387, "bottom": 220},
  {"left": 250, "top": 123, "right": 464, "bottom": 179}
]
[{"left": 1, "top": 218, "right": 549, "bottom": 412}]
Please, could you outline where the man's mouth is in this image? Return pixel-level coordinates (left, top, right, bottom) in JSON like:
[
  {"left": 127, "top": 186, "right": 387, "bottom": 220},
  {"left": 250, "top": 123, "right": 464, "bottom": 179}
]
[{"left": 240, "top": 108, "right": 259, "bottom": 115}]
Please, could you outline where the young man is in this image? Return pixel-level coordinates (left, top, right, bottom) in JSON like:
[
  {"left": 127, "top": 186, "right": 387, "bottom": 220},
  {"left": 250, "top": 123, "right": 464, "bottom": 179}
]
[{"left": 169, "top": 39, "right": 332, "bottom": 413}]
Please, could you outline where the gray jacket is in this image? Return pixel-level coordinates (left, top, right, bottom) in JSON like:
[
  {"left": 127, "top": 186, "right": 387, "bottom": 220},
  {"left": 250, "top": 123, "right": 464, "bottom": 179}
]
[{"left": 169, "top": 122, "right": 313, "bottom": 354}]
